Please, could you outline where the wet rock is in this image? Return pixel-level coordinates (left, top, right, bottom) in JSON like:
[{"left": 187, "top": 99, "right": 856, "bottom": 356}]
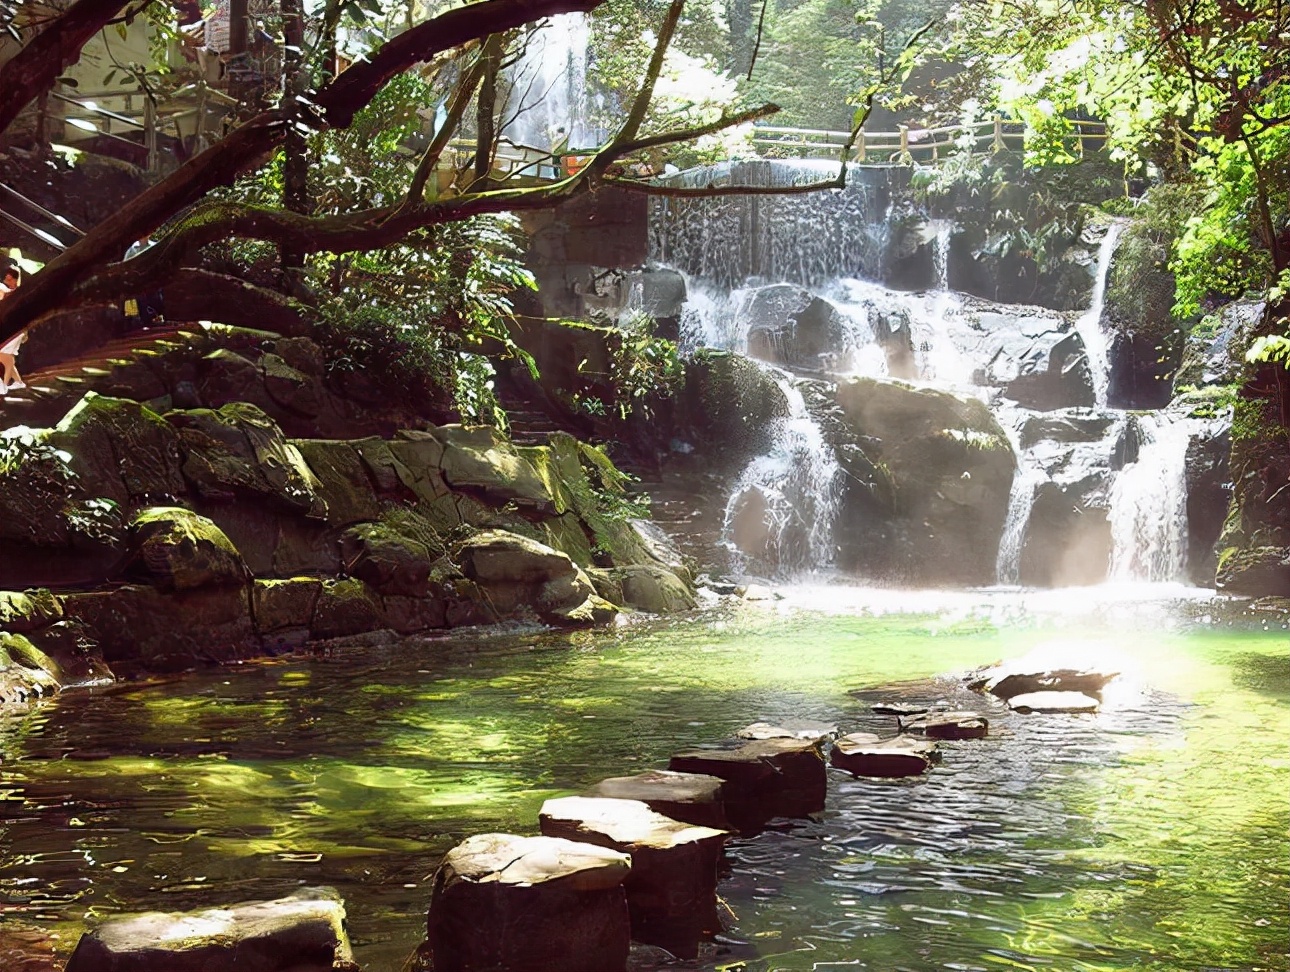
[
  {"left": 64, "top": 887, "right": 354, "bottom": 972},
  {"left": 539, "top": 796, "right": 728, "bottom": 959},
  {"left": 669, "top": 737, "right": 827, "bottom": 831},
  {"left": 457, "top": 529, "right": 614, "bottom": 626},
  {"left": 1217, "top": 545, "right": 1290, "bottom": 597},
  {"left": 424, "top": 833, "right": 631, "bottom": 972},
  {"left": 1007, "top": 691, "right": 1100, "bottom": 713},
  {"left": 122, "top": 507, "right": 249, "bottom": 593},
  {"left": 0, "top": 588, "right": 63, "bottom": 633},
  {"left": 0, "top": 632, "right": 62, "bottom": 705},
  {"left": 833, "top": 377, "right": 1015, "bottom": 584},
  {"left": 251, "top": 578, "right": 322, "bottom": 636},
  {"left": 612, "top": 564, "right": 697, "bottom": 613},
  {"left": 830, "top": 732, "right": 937, "bottom": 778},
  {"left": 745, "top": 284, "right": 847, "bottom": 373},
  {"left": 736, "top": 721, "right": 837, "bottom": 743},
  {"left": 585, "top": 770, "right": 730, "bottom": 830},
  {"left": 339, "top": 520, "right": 436, "bottom": 597},
  {"left": 905, "top": 711, "right": 989, "bottom": 740},
  {"left": 969, "top": 664, "right": 1118, "bottom": 701},
  {"left": 310, "top": 578, "right": 385, "bottom": 640},
  {"left": 435, "top": 425, "right": 555, "bottom": 512},
  {"left": 1184, "top": 420, "right": 1231, "bottom": 585},
  {"left": 1173, "top": 299, "right": 1265, "bottom": 391}
]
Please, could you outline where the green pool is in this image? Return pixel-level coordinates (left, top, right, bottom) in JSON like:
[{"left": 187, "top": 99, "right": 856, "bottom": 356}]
[{"left": 1, "top": 584, "right": 1287, "bottom": 971}]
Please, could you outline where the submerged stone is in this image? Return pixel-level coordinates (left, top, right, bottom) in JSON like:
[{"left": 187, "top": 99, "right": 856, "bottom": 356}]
[
  {"left": 539, "top": 796, "right": 728, "bottom": 959},
  {"left": 1007, "top": 691, "right": 1100, "bottom": 713},
  {"left": 425, "top": 833, "right": 631, "bottom": 972},
  {"left": 63, "top": 887, "right": 354, "bottom": 972}
]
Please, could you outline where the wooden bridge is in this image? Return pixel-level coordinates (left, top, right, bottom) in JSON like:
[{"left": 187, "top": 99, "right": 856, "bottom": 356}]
[{"left": 750, "top": 115, "right": 1109, "bottom": 165}]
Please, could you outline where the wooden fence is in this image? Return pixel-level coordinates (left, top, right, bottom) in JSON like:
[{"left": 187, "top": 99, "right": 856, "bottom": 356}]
[{"left": 751, "top": 115, "right": 1108, "bottom": 164}]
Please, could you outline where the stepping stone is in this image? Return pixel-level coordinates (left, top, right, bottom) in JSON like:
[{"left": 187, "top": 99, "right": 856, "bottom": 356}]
[
  {"left": 540, "top": 796, "right": 728, "bottom": 959},
  {"left": 1007, "top": 691, "right": 1100, "bottom": 713},
  {"left": 830, "top": 732, "right": 938, "bottom": 778},
  {"left": 905, "top": 711, "right": 989, "bottom": 740},
  {"left": 736, "top": 720, "right": 837, "bottom": 743},
  {"left": 425, "top": 833, "right": 631, "bottom": 972},
  {"left": 64, "top": 887, "right": 353, "bottom": 972},
  {"left": 871, "top": 702, "right": 929, "bottom": 718},
  {"left": 585, "top": 769, "right": 729, "bottom": 829},
  {"left": 967, "top": 664, "right": 1117, "bottom": 701},
  {"left": 669, "top": 737, "right": 826, "bottom": 831}
]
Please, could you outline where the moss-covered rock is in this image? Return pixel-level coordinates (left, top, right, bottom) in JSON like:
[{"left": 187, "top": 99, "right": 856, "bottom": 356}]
[
  {"left": 610, "top": 564, "right": 697, "bottom": 614},
  {"left": 168, "top": 403, "right": 327, "bottom": 518},
  {"left": 310, "top": 578, "right": 385, "bottom": 640},
  {"left": 1216, "top": 545, "right": 1290, "bottom": 597},
  {"left": 833, "top": 377, "right": 1015, "bottom": 584},
  {"left": 456, "top": 529, "right": 614, "bottom": 626},
  {"left": 291, "top": 439, "right": 384, "bottom": 528},
  {"left": 434, "top": 425, "right": 555, "bottom": 511},
  {"left": 251, "top": 578, "right": 323, "bottom": 634},
  {"left": 0, "top": 632, "right": 61, "bottom": 704},
  {"left": 0, "top": 588, "right": 64, "bottom": 633},
  {"left": 340, "top": 513, "right": 442, "bottom": 597},
  {"left": 123, "top": 507, "right": 249, "bottom": 593}
]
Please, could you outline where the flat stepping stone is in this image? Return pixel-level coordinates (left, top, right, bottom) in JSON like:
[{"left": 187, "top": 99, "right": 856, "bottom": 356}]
[
  {"left": 64, "top": 887, "right": 353, "bottom": 972},
  {"left": 736, "top": 720, "right": 837, "bottom": 742},
  {"left": 968, "top": 664, "right": 1117, "bottom": 701},
  {"left": 669, "top": 736, "right": 826, "bottom": 831},
  {"left": 540, "top": 796, "right": 727, "bottom": 959},
  {"left": 906, "top": 711, "right": 989, "bottom": 740},
  {"left": 1007, "top": 691, "right": 1100, "bottom": 713},
  {"left": 425, "top": 833, "right": 631, "bottom": 972},
  {"left": 585, "top": 769, "right": 729, "bottom": 829},
  {"left": 871, "top": 702, "right": 929, "bottom": 717},
  {"left": 830, "top": 732, "right": 938, "bottom": 778}
]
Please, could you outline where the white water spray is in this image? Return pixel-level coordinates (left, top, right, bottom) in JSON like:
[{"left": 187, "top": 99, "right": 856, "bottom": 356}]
[
  {"left": 504, "top": 15, "right": 596, "bottom": 150},
  {"left": 1108, "top": 413, "right": 1195, "bottom": 582},
  {"left": 723, "top": 372, "right": 842, "bottom": 575},
  {"left": 1074, "top": 222, "right": 1126, "bottom": 409}
]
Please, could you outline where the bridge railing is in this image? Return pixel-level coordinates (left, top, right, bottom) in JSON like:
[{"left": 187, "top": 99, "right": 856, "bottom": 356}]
[{"left": 751, "top": 115, "right": 1108, "bottom": 164}]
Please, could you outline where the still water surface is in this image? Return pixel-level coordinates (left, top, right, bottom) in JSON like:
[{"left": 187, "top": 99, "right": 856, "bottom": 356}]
[{"left": 1, "top": 584, "right": 1287, "bottom": 971}]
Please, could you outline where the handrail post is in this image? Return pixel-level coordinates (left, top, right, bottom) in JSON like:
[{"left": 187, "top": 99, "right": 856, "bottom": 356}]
[
  {"left": 856, "top": 130, "right": 865, "bottom": 163},
  {"left": 899, "top": 124, "right": 908, "bottom": 157},
  {"left": 993, "top": 113, "right": 1004, "bottom": 153}
]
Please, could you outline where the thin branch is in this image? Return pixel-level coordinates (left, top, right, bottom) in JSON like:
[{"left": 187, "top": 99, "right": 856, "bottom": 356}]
[
  {"left": 613, "top": 102, "right": 779, "bottom": 156},
  {"left": 746, "top": 0, "right": 769, "bottom": 81},
  {"left": 405, "top": 51, "right": 488, "bottom": 204}
]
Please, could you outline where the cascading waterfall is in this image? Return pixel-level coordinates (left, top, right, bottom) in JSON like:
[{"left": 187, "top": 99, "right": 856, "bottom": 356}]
[
  {"left": 1073, "top": 221, "right": 1126, "bottom": 409},
  {"left": 1108, "top": 413, "right": 1195, "bottom": 582},
  {"left": 723, "top": 371, "right": 842, "bottom": 574},
  {"left": 652, "top": 161, "right": 1202, "bottom": 587},
  {"left": 504, "top": 15, "right": 597, "bottom": 149}
]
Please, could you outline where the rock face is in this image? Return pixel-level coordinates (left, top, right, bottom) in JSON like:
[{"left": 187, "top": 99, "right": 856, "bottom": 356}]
[
  {"left": 744, "top": 284, "right": 847, "bottom": 373},
  {"left": 832, "top": 377, "right": 1015, "bottom": 584},
  {"left": 424, "top": 833, "right": 632, "bottom": 972},
  {"left": 1173, "top": 300, "right": 1265, "bottom": 393},
  {"left": 0, "top": 389, "right": 694, "bottom": 699},
  {"left": 539, "top": 796, "right": 728, "bottom": 958},
  {"left": 63, "top": 887, "right": 354, "bottom": 972}
]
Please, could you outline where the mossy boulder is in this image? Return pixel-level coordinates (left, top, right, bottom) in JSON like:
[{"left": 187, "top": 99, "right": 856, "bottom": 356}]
[
  {"left": 674, "top": 351, "right": 790, "bottom": 467},
  {"left": 0, "top": 632, "right": 62, "bottom": 704},
  {"left": 123, "top": 507, "right": 249, "bottom": 593},
  {"left": 834, "top": 377, "right": 1015, "bottom": 583},
  {"left": 168, "top": 403, "right": 328, "bottom": 518},
  {"left": 291, "top": 440, "right": 383, "bottom": 527},
  {"left": 340, "top": 514, "right": 441, "bottom": 597},
  {"left": 432, "top": 425, "right": 554, "bottom": 511},
  {"left": 456, "top": 529, "right": 615, "bottom": 625},
  {"left": 310, "top": 578, "right": 384, "bottom": 640},
  {"left": 47, "top": 393, "right": 187, "bottom": 505},
  {"left": 592, "top": 565, "right": 696, "bottom": 614},
  {"left": 1216, "top": 546, "right": 1290, "bottom": 597},
  {"left": 0, "top": 588, "right": 64, "bottom": 633},
  {"left": 251, "top": 578, "right": 323, "bottom": 634}
]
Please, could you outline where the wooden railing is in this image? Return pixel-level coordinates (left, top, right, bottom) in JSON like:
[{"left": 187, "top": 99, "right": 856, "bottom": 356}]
[{"left": 751, "top": 115, "right": 1108, "bottom": 164}]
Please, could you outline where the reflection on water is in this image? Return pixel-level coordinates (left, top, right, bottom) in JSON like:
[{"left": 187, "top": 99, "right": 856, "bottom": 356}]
[{"left": 1, "top": 586, "right": 1287, "bottom": 971}]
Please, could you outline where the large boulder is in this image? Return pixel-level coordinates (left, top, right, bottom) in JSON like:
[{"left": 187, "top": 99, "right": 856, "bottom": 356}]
[
  {"left": 167, "top": 403, "right": 328, "bottom": 518},
  {"left": 64, "top": 887, "right": 354, "bottom": 972},
  {"left": 339, "top": 516, "right": 439, "bottom": 597},
  {"left": 291, "top": 439, "right": 384, "bottom": 527},
  {"left": 964, "top": 310, "right": 1094, "bottom": 410},
  {"left": 122, "top": 507, "right": 249, "bottom": 593},
  {"left": 456, "top": 529, "right": 615, "bottom": 625},
  {"left": 743, "top": 284, "right": 847, "bottom": 373},
  {"left": 434, "top": 425, "right": 555, "bottom": 512},
  {"left": 833, "top": 377, "right": 1015, "bottom": 583},
  {"left": 0, "top": 632, "right": 62, "bottom": 705}
]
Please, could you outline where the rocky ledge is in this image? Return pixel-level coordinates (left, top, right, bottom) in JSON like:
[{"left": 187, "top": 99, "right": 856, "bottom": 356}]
[{"left": 0, "top": 392, "right": 694, "bottom": 706}]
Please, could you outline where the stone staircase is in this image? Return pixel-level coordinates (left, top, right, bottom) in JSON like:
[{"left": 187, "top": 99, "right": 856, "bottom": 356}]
[{"left": 0, "top": 324, "right": 206, "bottom": 429}]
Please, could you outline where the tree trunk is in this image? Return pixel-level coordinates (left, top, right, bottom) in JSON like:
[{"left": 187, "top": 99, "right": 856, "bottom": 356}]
[
  {"left": 474, "top": 34, "right": 505, "bottom": 188},
  {"left": 280, "top": 0, "right": 309, "bottom": 286}
]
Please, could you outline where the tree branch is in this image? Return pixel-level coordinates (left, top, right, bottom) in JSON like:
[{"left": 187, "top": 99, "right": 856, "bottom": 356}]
[{"left": 405, "top": 49, "right": 488, "bottom": 204}]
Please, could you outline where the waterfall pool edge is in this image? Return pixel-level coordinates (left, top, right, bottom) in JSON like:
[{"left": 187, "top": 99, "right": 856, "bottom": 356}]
[{"left": 1, "top": 585, "right": 1286, "bottom": 972}]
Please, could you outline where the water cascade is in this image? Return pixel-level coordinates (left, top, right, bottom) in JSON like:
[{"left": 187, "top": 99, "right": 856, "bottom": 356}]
[
  {"left": 653, "top": 161, "right": 1208, "bottom": 586},
  {"left": 722, "top": 370, "right": 842, "bottom": 573},
  {"left": 503, "top": 14, "right": 597, "bottom": 149}
]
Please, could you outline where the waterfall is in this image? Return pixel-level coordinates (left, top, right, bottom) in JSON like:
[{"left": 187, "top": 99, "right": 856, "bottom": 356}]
[
  {"left": 723, "top": 372, "right": 842, "bottom": 575},
  {"left": 1108, "top": 413, "right": 1194, "bottom": 582},
  {"left": 1073, "top": 222, "right": 1126, "bottom": 409},
  {"left": 929, "top": 220, "right": 953, "bottom": 291},
  {"left": 503, "top": 15, "right": 596, "bottom": 150},
  {"left": 994, "top": 407, "right": 1041, "bottom": 585}
]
